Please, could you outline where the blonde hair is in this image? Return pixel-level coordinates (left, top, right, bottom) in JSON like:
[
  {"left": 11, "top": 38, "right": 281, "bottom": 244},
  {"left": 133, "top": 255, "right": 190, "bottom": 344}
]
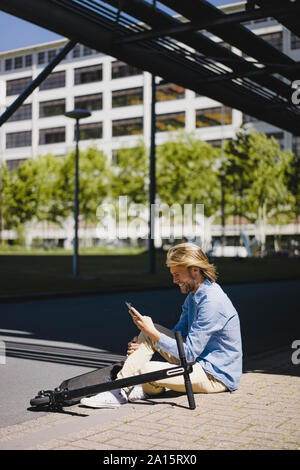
[{"left": 166, "top": 242, "right": 217, "bottom": 282}]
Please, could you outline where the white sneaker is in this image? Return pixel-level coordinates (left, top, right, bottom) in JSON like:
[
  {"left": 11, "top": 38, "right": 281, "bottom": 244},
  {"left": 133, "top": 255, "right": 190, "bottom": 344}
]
[
  {"left": 80, "top": 388, "right": 128, "bottom": 408},
  {"left": 128, "top": 384, "right": 148, "bottom": 402}
]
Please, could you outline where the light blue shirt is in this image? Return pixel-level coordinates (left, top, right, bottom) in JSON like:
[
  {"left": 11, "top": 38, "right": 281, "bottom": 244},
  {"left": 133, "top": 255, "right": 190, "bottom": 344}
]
[{"left": 156, "top": 279, "right": 243, "bottom": 391}]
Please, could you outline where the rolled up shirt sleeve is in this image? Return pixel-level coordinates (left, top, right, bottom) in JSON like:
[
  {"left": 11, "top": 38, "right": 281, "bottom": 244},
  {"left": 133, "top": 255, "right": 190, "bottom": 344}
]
[{"left": 156, "top": 300, "right": 228, "bottom": 363}]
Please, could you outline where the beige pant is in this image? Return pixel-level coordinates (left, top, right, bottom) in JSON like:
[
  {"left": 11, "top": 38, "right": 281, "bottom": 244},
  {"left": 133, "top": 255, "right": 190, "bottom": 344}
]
[{"left": 117, "top": 324, "right": 227, "bottom": 396}]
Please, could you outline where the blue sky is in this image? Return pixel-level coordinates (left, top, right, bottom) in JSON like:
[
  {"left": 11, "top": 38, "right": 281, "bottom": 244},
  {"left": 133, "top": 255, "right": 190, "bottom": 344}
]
[{"left": 0, "top": 0, "right": 242, "bottom": 52}]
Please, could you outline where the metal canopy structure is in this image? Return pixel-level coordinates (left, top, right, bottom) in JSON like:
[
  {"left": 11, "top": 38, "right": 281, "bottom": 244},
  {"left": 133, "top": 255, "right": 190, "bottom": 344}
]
[{"left": 1, "top": 0, "right": 300, "bottom": 134}]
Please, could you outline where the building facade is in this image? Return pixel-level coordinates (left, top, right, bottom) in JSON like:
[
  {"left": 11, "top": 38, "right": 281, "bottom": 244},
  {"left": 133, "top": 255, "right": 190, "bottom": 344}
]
[
  {"left": 0, "top": 40, "right": 241, "bottom": 169},
  {"left": 0, "top": 1, "right": 299, "bottom": 250}
]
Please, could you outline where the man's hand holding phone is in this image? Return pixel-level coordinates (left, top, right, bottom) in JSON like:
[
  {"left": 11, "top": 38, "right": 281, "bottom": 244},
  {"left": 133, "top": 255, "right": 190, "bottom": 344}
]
[{"left": 125, "top": 301, "right": 161, "bottom": 343}]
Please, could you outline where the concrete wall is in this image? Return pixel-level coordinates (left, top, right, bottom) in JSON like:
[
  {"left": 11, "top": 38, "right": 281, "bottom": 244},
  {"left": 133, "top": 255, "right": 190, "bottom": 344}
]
[{"left": 1, "top": 280, "right": 299, "bottom": 361}]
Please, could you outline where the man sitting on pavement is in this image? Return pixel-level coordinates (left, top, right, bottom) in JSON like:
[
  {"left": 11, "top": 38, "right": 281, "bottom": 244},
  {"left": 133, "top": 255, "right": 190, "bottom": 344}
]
[{"left": 80, "top": 242, "right": 243, "bottom": 408}]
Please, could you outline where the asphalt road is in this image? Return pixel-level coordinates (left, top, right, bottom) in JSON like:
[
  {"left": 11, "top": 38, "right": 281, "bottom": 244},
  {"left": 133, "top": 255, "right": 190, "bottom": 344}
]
[{"left": 1, "top": 280, "right": 299, "bottom": 428}]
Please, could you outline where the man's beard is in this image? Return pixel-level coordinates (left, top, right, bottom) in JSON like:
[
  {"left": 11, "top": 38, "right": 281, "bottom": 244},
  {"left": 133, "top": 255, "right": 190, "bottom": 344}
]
[{"left": 179, "top": 278, "right": 197, "bottom": 294}]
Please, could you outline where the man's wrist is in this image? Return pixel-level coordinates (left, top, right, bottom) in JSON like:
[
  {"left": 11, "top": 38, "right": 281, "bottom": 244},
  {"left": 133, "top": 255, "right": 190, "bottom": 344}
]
[{"left": 149, "top": 329, "right": 161, "bottom": 343}]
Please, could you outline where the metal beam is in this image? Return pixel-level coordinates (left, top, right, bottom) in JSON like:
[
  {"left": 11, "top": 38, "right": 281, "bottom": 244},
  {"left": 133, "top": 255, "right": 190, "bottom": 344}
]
[
  {"left": 115, "top": 6, "right": 289, "bottom": 45},
  {"left": 1, "top": 0, "right": 292, "bottom": 103},
  {"left": 105, "top": 0, "right": 292, "bottom": 102},
  {"left": 162, "top": 0, "right": 299, "bottom": 81},
  {"left": 197, "top": 61, "right": 300, "bottom": 84},
  {"left": 0, "top": 40, "right": 76, "bottom": 126}
]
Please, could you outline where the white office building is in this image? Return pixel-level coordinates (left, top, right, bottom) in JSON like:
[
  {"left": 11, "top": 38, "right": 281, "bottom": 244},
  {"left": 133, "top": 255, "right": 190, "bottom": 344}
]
[{"left": 0, "top": 1, "right": 299, "bottom": 250}]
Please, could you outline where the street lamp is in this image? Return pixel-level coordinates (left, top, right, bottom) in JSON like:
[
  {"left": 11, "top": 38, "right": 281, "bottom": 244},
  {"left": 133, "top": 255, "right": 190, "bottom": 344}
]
[
  {"left": 148, "top": 74, "right": 156, "bottom": 274},
  {"left": 148, "top": 77, "right": 168, "bottom": 274},
  {"left": 64, "top": 109, "right": 91, "bottom": 277},
  {"left": 220, "top": 105, "right": 226, "bottom": 255}
]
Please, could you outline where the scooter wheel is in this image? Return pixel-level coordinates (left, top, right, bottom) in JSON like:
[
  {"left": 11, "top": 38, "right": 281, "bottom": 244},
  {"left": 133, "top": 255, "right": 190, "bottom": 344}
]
[{"left": 30, "top": 395, "right": 51, "bottom": 407}]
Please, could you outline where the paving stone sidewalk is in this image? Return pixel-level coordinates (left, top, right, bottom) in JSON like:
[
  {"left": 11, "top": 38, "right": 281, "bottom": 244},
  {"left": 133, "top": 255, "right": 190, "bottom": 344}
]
[{"left": 0, "top": 348, "right": 299, "bottom": 450}]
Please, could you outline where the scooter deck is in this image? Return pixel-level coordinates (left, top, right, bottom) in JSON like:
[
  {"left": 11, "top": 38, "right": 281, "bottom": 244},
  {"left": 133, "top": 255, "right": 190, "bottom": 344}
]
[{"left": 58, "top": 362, "right": 123, "bottom": 405}]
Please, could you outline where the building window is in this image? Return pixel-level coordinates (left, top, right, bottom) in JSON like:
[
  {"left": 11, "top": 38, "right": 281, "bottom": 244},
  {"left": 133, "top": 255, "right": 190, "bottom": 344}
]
[
  {"left": 156, "top": 83, "right": 185, "bottom": 102},
  {"left": 25, "top": 55, "right": 32, "bottom": 67},
  {"left": 38, "top": 51, "right": 45, "bottom": 65},
  {"left": 39, "top": 99, "right": 66, "bottom": 118},
  {"left": 112, "top": 87, "right": 143, "bottom": 108},
  {"left": 71, "top": 44, "right": 98, "bottom": 58},
  {"left": 74, "top": 93, "right": 103, "bottom": 111},
  {"left": 207, "top": 139, "right": 222, "bottom": 147},
  {"left": 72, "top": 45, "right": 81, "bottom": 58},
  {"left": 6, "top": 77, "right": 32, "bottom": 96},
  {"left": 5, "top": 58, "right": 12, "bottom": 71},
  {"left": 14, "top": 56, "right": 23, "bottom": 69},
  {"left": 7, "top": 103, "right": 32, "bottom": 122},
  {"left": 196, "top": 107, "right": 232, "bottom": 128},
  {"left": 6, "top": 131, "right": 32, "bottom": 148},
  {"left": 39, "top": 71, "right": 66, "bottom": 90},
  {"left": 76, "top": 122, "right": 103, "bottom": 140},
  {"left": 291, "top": 33, "right": 300, "bottom": 50},
  {"left": 48, "top": 49, "right": 56, "bottom": 61},
  {"left": 292, "top": 136, "right": 300, "bottom": 155},
  {"left": 39, "top": 127, "right": 65, "bottom": 145},
  {"left": 266, "top": 132, "right": 284, "bottom": 149},
  {"left": 112, "top": 117, "right": 143, "bottom": 136},
  {"left": 207, "top": 138, "right": 232, "bottom": 147},
  {"left": 156, "top": 112, "right": 185, "bottom": 132},
  {"left": 5, "top": 55, "right": 32, "bottom": 71},
  {"left": 74, "top": 64, "right": 102, "bottom": 85},
  {"left": 243, "top": 113, "right": 258, "bottom": 124},
  {"left": 260, "top": 32, "right": 282, "bottom": 51},
  {"left": 6, "top": 159, "right": 26, "bottom": 171},
  {"left": 83, "top": 46, "right": 93, "bottom": 56},
  {"left": 111, "top": 60, "right": 142, "bottom": 79}
]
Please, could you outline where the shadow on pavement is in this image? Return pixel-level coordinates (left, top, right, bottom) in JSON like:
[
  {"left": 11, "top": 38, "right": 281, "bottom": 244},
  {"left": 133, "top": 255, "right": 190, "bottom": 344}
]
[
  {"left": 27, "top": 405, "right": 90, "bottom": 418},
  {"left": 4, "top": 339, "right": 125, "bottom": 369}
]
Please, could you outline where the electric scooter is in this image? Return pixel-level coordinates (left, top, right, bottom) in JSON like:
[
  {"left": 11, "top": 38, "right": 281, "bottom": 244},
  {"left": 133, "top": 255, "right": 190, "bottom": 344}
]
[{"left": 30, "top": 331, "right": 196, "bottom": 410}]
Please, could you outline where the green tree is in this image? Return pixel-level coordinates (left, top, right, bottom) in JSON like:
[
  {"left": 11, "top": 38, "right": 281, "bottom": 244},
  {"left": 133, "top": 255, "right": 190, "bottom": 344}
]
[
  {"left": 3, "top": 154, "right": 69, "bottom": 230},
  {"left": 3, "top": 158, "right": 40, "bottom": 229},
  {"left": 224, "top": 131, "right": 253, "bottom": 225},
  {"left": 156, "top": 132, "right": 221, "bottom": 249},
  {"left": 0, "top": 162, "right": 9, "bottom": 243},
  {"left": 110, "top": 142, "right": 149, "bottom": 206},
  {"left": 225, "top": 129, "right": 293, "bottom": 252},
  {"left": 34, "top": 153, "right": 67, "bottom": 225},
  {"left": 59, "top": 146, "right": 111, "bottom": 225},
  {"left": 156, "top": 132, "right": 220, "bottom": 215},
  {"left": 286, "top": 153, "right": 300, "bottom": 231}
]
